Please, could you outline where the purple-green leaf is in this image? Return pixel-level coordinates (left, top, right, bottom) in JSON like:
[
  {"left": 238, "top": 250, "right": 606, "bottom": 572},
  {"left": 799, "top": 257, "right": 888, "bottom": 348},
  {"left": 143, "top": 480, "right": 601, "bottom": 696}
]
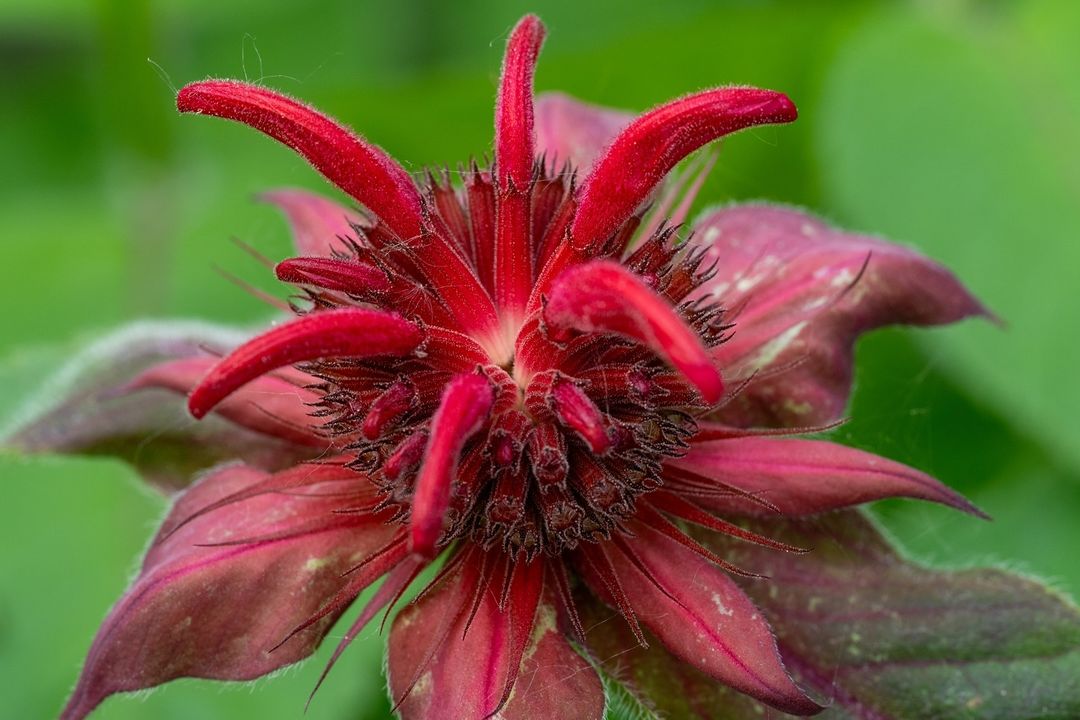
[
  {"left": 584, "top": 511, "right": 1080, "bottom": 719},
  {"left": 1, "top": 321, "right": 316, "bottom": 492}
]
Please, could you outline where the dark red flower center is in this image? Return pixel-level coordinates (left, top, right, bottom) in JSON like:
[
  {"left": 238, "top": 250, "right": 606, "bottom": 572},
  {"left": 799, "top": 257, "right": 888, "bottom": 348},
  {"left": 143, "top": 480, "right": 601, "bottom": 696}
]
[{"left": 284, "top": 164, "right": 725, "bottom": 557}]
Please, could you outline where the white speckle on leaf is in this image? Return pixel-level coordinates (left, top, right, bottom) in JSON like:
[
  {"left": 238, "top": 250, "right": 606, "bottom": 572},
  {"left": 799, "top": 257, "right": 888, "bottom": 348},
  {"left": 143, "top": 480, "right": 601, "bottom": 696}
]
[
  {"left": 735, "top": 273, "right": 764, "bottom": 293},
  {"left": 830, "top": 268, "right": 856, "bottom": 288},
  {"left": 711, "top": 593, "right": 734, "bottom": 617},
  {"left": 745, "top": 321, "right": 807, "bottom": 373},
  {"left": 783, "top": 398, "right": 813, "bottom": 416},
  {"left": 709, "top": 281, "right": 730, "bottom": 298},
  {"left": 304, "top": 556, "right": 331, "bottom": 572}
]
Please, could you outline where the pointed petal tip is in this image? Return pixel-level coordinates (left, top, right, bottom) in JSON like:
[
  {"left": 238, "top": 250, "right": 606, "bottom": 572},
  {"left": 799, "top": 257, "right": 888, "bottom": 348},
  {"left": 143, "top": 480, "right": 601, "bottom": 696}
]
[
  {"left": 677, "top": 436, "right": 987, "bottom": 520},
  {"left": 947, "top": 489, "right": 992, "bottom": 521},
  {"left": 760, "top": 90, "right": 798, "bottom": 123}
]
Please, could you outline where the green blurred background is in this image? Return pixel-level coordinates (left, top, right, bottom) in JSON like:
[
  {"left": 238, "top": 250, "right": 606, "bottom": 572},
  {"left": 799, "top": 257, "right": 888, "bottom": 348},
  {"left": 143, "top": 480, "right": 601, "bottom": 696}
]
[{"left": 1, "top": 0, "right": 1078, "bottom": 717}]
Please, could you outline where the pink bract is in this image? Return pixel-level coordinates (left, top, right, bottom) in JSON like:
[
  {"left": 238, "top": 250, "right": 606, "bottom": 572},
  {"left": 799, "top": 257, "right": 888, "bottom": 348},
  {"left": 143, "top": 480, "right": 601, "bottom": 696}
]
[{"left": 51, "top": 14, "right": 987, "bottom": 720}]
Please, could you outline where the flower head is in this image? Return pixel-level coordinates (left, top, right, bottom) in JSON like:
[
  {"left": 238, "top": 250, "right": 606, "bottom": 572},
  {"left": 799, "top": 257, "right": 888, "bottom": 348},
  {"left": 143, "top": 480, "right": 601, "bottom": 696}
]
[{"left": 48, "top": 14, "right": 987, "bottom": 720}]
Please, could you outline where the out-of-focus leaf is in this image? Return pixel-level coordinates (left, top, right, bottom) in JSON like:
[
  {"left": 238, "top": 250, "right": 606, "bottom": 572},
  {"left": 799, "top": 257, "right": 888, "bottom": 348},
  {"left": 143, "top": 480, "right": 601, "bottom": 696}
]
[
  {"left": 817, "top": 1, "right": 1080, "bottom": 472},
  {"left": 585, "top": 511, "right": 1080, "bottom": 719},
  {"left": 0, "top": 320, "right": 312, "bottom": 492}
]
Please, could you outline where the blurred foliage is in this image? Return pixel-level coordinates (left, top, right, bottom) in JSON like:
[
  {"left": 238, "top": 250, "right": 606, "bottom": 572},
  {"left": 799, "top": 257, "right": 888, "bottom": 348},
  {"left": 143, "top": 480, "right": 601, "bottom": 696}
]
[{"left": 0, "top": 0, "right": 1076, "bottom": 718}]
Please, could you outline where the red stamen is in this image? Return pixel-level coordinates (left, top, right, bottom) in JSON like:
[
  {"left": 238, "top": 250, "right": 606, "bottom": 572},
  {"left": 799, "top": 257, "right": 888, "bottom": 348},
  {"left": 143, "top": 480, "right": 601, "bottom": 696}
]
[
  {"left": 383, "top": 430, "right": 428, "bottom": 483},
  {"left": 362, "top": 380, "right": 418, "bottom": 440}
]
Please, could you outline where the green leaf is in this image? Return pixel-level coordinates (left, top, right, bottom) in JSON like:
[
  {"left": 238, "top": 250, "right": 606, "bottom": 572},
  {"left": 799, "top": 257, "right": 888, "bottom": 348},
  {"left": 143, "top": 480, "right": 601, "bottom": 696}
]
[
  {"left": 586, "top": 511, "right": 1080, "bottom": 719},
  {"left": 817, "top": 1, "right": 1080, "bottom": 472}
]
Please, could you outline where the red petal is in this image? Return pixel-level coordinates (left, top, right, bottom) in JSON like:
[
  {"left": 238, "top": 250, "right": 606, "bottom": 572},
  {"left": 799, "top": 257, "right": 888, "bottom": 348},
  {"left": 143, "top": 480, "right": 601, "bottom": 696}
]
[
  {"left": 690, "top": 204, "right": 989, "bottom": 427},
  {"left": 259, "top": 189, "right": 363, "bottom": 257},
  {"left": 179, "top": 83, "right": 500, "bottom": 339},
  {"left": 127, "top": 356, "right": 325, "bottom": 447},
  {"left": 670, "top": 436, "right": 986, "bottom": 518},
  {"left": 275, "top": 256, "right": 391, "bottom": 295},
  {"left": 571, "top": 87, "right": 797, "bottom": 252},
  {"left": 409, "top": 374, "right": 495, "bottom": 557},
  {"left": 177, "top": 81, "right": 424, "bottom": 242},
  {"left": 545, "top": 260, "right": 723, "bottom": 403},
  {"left": 494, "top": 15, "right": 545, "bottom": 315},
  {"left": 60, "top": 462, "right": 399, "bottom": 720},
  {"left": 534, "top": 92, "right": 633, "bottom": 174},
  {"left": 496, "top": 15, "right": 545, "bottom": 190},
  {"left": 387, "top": 552, "right": 545, "bottom": 719},
  {"left": 187, "top": 308, "right": 422, "bottom": 419},
  {"left": 578, "top": 525, "right": 821, "bottom": 716}
]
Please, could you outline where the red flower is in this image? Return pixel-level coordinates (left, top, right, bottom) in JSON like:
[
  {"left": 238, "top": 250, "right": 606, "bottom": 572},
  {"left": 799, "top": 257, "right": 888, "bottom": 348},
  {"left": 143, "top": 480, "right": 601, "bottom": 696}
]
[{"left": 51, "top": 15, "right": 987, "bottom": 720}]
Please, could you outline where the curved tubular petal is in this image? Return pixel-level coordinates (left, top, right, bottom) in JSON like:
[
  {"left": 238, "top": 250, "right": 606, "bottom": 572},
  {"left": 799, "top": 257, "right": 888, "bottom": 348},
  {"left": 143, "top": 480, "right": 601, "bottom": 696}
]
[
  {"left": 571, "top": 87, "right": 797, "bottom": 253},
  {"left": 409, "top": 374, "right": 495, "bottom": 557},
  {"left": 671, "top": 436, "right": 988, "bottom": 518},
  {"left": 178, "top": 82, "right": 500, "bottom": 338},
  {"left": 275, "top": 256, "right": 392, "bottom": 295},
  {"left": 545, "top": 260, "right": 723, "bottom": 404},
  {"left": 177, "top": 80, "right": 424, "bottom": 242},
  {"left": 494, "top": 15, "right": 545, "bottom": 315},
  {"left": 188, "top": 308, "right": 422, "bottom": 419}
]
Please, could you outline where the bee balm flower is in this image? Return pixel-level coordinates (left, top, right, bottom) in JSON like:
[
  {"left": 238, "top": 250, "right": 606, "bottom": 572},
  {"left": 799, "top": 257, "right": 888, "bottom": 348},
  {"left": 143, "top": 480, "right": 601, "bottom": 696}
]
[{"left": 38, "top": 14, "right": 987, "bottom": 720}]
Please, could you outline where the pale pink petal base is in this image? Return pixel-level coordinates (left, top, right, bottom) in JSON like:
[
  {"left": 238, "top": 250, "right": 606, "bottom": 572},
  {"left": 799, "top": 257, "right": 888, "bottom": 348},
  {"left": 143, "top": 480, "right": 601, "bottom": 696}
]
[
  {"left": 260, "top": 188, "right": 364, "bottom": 257},
  {"left": 534, "top": 92, "right": 633, "bottom": 174}
]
